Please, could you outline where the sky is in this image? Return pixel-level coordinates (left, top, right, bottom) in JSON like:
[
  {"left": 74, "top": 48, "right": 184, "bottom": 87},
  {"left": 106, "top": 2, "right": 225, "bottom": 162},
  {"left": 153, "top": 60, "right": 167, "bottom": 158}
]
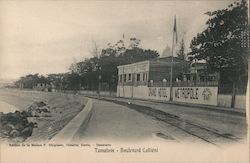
[{"left": 0, "top": 0, "right": 234, "bottom": 80}]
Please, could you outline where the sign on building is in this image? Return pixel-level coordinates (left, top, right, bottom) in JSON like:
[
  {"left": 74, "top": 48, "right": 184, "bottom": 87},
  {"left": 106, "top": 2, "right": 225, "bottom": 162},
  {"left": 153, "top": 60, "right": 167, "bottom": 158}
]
[
  {"left": 148, "top": 87, "right": 170, "bottom": 101},
  {"left": 173, "top": 87, "right": 218, "bottom": 105}
]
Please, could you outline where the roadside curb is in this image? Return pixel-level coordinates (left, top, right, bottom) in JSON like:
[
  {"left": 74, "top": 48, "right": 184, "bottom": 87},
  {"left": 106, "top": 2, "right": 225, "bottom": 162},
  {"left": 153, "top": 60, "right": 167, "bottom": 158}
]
[
  {"left": 164, "top": 101, "right": 246, "bottom": 116},
  {"left": 49, "top": 97, "right": 93, "bottom": 143},
  {"left": 88, "top": 95, "right": 246, "bottom": 117},
  {"left": 127, "top": 98, "right": 246, "bottom": 116}
]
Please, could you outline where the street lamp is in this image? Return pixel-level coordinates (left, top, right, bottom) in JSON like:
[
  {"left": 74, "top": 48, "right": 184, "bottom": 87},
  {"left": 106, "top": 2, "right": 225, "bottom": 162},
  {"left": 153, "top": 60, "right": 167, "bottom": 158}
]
[{"left": 95, "top": 63, "right": 102, "bottom": 99}]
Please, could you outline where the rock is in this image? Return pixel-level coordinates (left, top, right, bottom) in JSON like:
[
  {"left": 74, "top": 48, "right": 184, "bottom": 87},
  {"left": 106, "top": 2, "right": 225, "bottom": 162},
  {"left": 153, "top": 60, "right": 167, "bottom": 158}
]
[
  {"left": 32, "top": 101, "right": 47, "bottom": 108},
  {"left": 9, "top": 129, "right": 21, "bottom": 137},
  {"left": 13, "top": 123, "right": 26, "bottom": 131},
  {"left": 40, "top": 106, "right": 50, "bottom": 113},
  {"left": 21, "top": 111, "right": 32, "bottom": 117},
  {"left": 33, "top": 122, "right": 38, "bottom": 128},
  {"left": 27, "top": 101, "right": 52, "bottom": 117},
  {"left": 43, "top": 114, "right": 51, "bottom": 117},
  {"left": 27, "top": 117, "right": 36, "bottom": 123},
  {"left": 21, "top": 125, "right": 34, "bottom": 138},
  {"left": 0, "top": 110, "right": 36, "bottom": 140},
  {"left": 4, "top": 123, "right": 15, "bottom": 130},
  {"left": 0, "top": 100, "right": 52, "bottom": 141},
  {"left": 1, "top": 112, "right": 23, "bottom": 125}
]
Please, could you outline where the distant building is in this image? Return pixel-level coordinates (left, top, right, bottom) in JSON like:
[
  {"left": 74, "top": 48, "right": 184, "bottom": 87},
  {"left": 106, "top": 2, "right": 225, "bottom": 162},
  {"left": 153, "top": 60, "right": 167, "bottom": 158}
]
[
  {"left": 33, "top": 83, "right": 52, "bottom": 92},
  {"left": 117, "top": 56, "right": 219, "bottom": 106},
  {"left": 118, "top": 56, "right": 190, "bottom": 87},
  {"left": 181, "top": 61, "right": 218, "bottom": 87}
]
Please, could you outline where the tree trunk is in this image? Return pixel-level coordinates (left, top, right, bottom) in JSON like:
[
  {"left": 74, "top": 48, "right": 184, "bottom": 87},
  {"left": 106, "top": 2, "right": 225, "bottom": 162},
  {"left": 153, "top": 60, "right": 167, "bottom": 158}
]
[{"left": 231, "top": 82, "right": 236, "bottom": 108}]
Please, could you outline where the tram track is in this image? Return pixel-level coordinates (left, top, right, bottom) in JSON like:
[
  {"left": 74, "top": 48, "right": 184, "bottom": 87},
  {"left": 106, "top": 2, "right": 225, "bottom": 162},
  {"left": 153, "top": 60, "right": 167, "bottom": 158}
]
[{"left": 98, "top": 97, "right": 241, "bottom": 147}]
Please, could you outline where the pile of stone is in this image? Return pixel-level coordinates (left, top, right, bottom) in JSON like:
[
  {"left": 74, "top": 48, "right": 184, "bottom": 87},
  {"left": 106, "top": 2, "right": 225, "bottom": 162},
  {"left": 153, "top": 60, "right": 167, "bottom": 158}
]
[
  {"left": 27, "top": 101, "right": 51, "bottom": 117},
  {"left": 0, "top": 101, "right": 52, "bottom": 142},
  {"left": 0, "top": 111, "right": 37, "bottom": 141}
]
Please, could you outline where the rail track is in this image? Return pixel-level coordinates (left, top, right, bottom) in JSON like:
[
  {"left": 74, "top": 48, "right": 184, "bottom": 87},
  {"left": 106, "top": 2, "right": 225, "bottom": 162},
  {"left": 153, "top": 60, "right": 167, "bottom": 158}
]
[{"left": 100, "top": 98, "right": 241, "bottom": 147}]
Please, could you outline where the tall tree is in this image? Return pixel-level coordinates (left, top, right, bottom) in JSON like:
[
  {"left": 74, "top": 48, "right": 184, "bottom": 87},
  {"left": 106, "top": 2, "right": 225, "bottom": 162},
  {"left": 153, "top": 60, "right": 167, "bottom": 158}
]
[
  {"left": 177, "top": 39, "right": 186, "bottom": 60},
  {"left": 189, "top": 0, "right": 248, "bottom": 85},
  {"left": 72, "top": 37, "right": 159, "bottom": 91},
  {"left": 14, "top": 74, "right": 50, "bottom": 89},
  {"left": 189, "top": 0, "right": 248, "bottom": 107}
]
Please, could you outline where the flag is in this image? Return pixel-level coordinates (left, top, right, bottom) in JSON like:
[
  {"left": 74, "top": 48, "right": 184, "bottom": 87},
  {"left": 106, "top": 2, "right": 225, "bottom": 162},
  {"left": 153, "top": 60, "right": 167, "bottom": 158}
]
[{"left": 173, "top": 15, "right": 178, "bottom": 43}]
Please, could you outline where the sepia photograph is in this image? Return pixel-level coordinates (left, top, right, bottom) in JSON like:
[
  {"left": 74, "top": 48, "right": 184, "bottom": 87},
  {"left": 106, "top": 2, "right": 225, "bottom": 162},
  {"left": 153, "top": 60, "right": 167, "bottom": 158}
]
[{"left": 0, "top": 0, "right": 249, "bottom": 162}]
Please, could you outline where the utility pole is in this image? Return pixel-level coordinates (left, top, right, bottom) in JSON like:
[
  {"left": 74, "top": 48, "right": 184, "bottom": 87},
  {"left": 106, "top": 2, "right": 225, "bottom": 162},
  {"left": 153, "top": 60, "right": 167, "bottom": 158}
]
[
  {"left": 169, "top": 39, "right": 174, "bottom": 101},
  {"left": 170, "top": 15, "right": 177, "bottom": 101},
  {"left": 96, "top": 63, "right": 101, "bottom": 99},
  {"left": 123, "top": 67, "right": 125, "bottom": 97},
  {"left": 98, "top": 74, "right": 101, "bottom": 99}
]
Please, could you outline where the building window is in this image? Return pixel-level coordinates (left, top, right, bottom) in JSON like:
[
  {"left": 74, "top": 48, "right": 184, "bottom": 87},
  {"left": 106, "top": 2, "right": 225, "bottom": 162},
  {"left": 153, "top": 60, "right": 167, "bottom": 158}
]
[
  {"left": 128, "top": 73, "right": 131, "bottom": 81},
  {"left": 137, "top": 74, "right": 140, "bottom": 81},
  {"left": 124, "top": 74, "right": 127, "bottom": 82},
  {"left": 143, "top": 73, "right": 145, "bottom": 81},
  {"left": 119, "top": 75, "right": 122, "bottom": 82}
]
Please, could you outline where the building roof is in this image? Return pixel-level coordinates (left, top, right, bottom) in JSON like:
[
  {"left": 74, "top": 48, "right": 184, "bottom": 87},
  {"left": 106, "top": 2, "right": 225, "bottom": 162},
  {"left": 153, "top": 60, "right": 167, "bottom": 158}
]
[
  {"left": 117, "top": 56, "right": 190, "bottom": 69},
  {"left": 150, "top": 56, "right": 190, "bottom": 63},
  {"left": 117, "top": 60, "right": 149, "bottom": 69}
]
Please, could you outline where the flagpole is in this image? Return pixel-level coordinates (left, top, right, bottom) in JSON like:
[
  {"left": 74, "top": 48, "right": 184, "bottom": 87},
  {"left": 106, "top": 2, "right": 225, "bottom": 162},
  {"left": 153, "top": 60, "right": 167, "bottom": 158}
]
[{"left": 169, "top": 15, "right": 176, "bottom": 101}]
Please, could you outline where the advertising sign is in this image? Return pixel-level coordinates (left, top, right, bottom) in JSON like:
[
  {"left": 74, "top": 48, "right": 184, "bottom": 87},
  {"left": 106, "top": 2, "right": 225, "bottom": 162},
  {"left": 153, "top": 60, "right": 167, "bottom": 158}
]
[
  {"left": 173, "top": 87, "right": 218, "bottom": 105},
  {"left": 148, "top": 87, "right": 170, "bottom": 101}
]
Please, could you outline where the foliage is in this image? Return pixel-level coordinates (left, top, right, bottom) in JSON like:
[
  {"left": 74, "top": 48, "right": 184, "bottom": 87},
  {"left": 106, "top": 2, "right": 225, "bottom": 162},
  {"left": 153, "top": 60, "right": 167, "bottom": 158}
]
[
  {"left": 189, "top": 0, "right": 248, "bottom": 84},
  {"left": 71, "top": 37, "right": 159, "bottom": 90},
  {"left": 15, "top": 37, "right": 159, "bottom": 91},
  {"left": 14, "top": 74, "right": 50, "bottom": 89},
  {"left": 176, "top": 39, "right": 186, "bottom": 60}
]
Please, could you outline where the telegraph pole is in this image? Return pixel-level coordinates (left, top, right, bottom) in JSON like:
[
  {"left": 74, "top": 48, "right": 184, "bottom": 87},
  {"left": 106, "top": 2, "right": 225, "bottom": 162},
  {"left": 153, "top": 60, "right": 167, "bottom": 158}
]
[
  {"left": 98, "top": 73, "right": 101, "bottom": 99},
  {"left": 170, "top": 15, "right": 177, "bottom": 101}
]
